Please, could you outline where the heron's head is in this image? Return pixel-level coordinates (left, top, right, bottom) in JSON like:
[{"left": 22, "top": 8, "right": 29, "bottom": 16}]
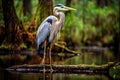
[{"left": 54, "top": 4, "right": 76, "bottom": 11}]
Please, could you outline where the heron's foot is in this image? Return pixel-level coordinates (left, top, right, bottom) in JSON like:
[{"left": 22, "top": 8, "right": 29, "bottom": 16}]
[
  {"left": 42, "top": 64, "right": 46, "bottom": 72},
  {"left": 43, "top": 67, "right": 46, "bottom": 72},
  {"left": 50, "top": 68, "right": 54, "bottom": 72},
  {"left": 50, "top": 65, "right": 53, "bottom": 72}
]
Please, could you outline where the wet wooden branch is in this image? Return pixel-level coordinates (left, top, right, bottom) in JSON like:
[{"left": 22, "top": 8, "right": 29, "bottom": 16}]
[
  {"left": 54, "top": 43, "right": 81, "bottom": 55},
  {"left": 6, "top": 62, "right": 118, "bottom": 74}
]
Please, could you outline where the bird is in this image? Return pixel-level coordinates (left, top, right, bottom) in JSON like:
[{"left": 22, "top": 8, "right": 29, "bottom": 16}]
[{"left": 36, "top": 4, "right": 76, "bottom": 71}]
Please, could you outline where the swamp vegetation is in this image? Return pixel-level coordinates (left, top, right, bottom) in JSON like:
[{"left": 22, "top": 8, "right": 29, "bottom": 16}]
[{"left": 0, "top": 0, "right": 120, "bottom": 80}]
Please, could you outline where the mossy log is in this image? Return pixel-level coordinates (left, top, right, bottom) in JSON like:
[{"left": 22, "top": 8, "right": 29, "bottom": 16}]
[{"left": 6, "top": 62, "right": 118, "bottom": 74}]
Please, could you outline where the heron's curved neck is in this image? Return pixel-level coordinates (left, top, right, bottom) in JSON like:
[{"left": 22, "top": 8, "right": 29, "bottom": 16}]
[
  {"left": 53, "top": 9, "right": 65, "bottom": 26},
  {"left": 59, "top": 12, "right": 65, "bottom": 25}
]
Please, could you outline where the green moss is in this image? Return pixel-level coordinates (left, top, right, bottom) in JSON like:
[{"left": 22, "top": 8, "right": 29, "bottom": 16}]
[
  {"left": 20, "top": 43, "right": 27, "bottom": 49},
  {"left": 109, "top": 65, "right": 120, "bottom": 79}
]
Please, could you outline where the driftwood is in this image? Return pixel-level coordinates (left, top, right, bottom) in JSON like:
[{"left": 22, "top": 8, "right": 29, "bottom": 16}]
[
  {"left": 54, "top": 43, "right": 80, "bottom": 55},
  {"left": 6, "top": 62, "right": 118, "bottom": 74}
]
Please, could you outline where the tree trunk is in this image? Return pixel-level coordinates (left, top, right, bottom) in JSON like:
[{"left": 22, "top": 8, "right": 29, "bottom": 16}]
[
  {"left": 95, "top": 0, "right": 109, "bottom": 27},
  {"left": 96, "top": 0, "right": 113, "bottom": 8},
  {"left": 23, "top": 0, "right": 32, "bottom": 16},
  {"left": 2, "top": 0, "right": 23, "bottom": 48},
  {"left": 36, "top": 0, "right": 53, "bottom": 27},
  {"left": 96, "top": 0, "right": 108, "bottom": 8},
  {"left": 65, "top": 0, "right": 71, "bottom": 7},
  {"left": 95, "top": 0, "right": 114, "bottom": 28},
  {"left": 65, "top": 0, "right": 72, "bottom": 15}
]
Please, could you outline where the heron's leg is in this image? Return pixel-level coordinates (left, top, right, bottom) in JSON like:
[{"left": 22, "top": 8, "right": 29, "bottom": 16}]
[
  {"left": 49, "top": 44, "right": 53, "bottom": 72},
  {"left": 43, "top": 41, "right": 46, "bottom": 72},
  {"left": 50, "top": 69, "right": 53, "bottom": 80}
]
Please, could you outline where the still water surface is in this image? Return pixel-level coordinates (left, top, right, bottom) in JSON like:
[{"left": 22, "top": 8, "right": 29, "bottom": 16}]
[
  {"left": 0, "top": 49, "right": 118, "bottom": 80},
  {"left": 0, "top": 70, "right": 110, "bottom": 80}
]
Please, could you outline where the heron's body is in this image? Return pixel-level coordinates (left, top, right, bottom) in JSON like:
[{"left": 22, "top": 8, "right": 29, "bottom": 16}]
[
  {"left": 36, "top": 13, "right": 65, "bottom": 51},
  {"left": 36, "top": 16, "right": 58, "bottom": 50},
  {"left": 36, "top": 4, "right": 75, "bottom": 71}
]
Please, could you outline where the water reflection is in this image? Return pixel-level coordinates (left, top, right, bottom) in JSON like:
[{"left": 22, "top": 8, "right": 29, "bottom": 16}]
[
  {"left": 0, "top": 49, "right": 119, "bottom": 80},
  {"left": 64, "top": 50, "right": 114, "bottom": 65},
  {"left": 0, "top": 70, "right": 112, "bottom": 80},
  {"left": 0, "top": 49, "right": 115, "bottom": 67}
]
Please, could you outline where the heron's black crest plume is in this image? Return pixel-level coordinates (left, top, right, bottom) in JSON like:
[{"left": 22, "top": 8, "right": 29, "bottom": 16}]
[{"left": 54, "top": 4, "right": 64, "bottom": 7}]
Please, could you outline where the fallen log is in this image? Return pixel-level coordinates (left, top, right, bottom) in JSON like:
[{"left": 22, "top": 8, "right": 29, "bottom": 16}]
[{"left": 6, "top": 62, "right": 118, "bottom": 74}]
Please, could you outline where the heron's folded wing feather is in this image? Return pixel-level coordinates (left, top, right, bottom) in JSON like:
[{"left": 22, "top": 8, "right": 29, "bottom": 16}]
[{"left": 36, "top": 22, "right": 50, "bottom": 49}]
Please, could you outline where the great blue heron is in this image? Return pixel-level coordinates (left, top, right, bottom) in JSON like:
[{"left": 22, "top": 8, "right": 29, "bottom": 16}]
[{"left": 36, "top": 4, "right": 76, "bottom": 71}]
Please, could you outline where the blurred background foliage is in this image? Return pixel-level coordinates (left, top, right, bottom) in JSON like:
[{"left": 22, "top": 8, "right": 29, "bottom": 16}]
[
  {"left": 0, "top": 0, "right": 119, "bottom": 50},
  {"left": 56, "top": 0, "right": 119, "bottom": 50},
  {"left": 0, "top": 1, "right": 119, "bottom": 79}
]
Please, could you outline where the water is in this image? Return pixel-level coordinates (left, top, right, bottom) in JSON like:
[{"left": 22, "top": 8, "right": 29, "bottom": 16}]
[
  {"left": 0, "top": 70, "right": 110, "bottom": 80},
  {"left": 0, "top": 49, "right": 119, "bottom": 80}
]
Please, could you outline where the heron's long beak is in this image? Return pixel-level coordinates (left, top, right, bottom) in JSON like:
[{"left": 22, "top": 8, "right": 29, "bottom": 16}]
[{"left": 66, "top": 7, "right": 76, "bottom": 10}]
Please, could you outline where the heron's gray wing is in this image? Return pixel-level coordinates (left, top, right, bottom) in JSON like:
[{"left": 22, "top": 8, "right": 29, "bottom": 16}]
[{"left": 36, "top": 22, "right": 50, "bottom": 49}]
